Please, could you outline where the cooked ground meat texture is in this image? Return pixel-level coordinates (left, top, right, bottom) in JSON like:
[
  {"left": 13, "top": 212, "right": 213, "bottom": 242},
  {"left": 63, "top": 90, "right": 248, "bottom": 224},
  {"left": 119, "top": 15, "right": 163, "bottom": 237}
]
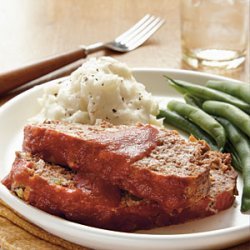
[
  {"left": 2, "top": 151, "right": 237, "bottom": 231},
  {"left": 23, "top": 121, "right": 212, "bottom": 212}
]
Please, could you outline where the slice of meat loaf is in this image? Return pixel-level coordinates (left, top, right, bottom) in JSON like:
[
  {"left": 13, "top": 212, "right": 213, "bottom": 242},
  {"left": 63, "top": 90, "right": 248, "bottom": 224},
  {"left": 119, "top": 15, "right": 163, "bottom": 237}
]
[
  {"left": 2, "top": 152, "right": 237, "bottom": 232},
  {"left": 23, "top": 121, "right": 212, "bottom": 212}
]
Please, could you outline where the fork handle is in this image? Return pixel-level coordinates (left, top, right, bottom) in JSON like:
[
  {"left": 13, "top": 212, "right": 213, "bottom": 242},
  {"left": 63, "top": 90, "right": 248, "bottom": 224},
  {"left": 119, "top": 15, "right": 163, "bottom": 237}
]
[{"left": 0, "top": 48, "right": 87, "bottom": 96}]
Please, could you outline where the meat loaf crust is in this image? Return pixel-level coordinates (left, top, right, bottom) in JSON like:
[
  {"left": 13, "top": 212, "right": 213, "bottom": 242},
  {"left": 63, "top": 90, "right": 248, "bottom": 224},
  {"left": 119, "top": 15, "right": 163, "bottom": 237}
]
[
  {"left": 2, "top": 152, "right": 237, "bottom": 232},
  {"left": 23, "top": 121, "right": 212, "bottom": 212}
]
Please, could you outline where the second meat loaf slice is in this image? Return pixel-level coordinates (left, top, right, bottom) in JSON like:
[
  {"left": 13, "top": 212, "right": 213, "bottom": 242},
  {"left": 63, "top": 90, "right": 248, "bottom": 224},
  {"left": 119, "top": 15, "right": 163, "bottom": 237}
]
[
  {"left": 23, "top": 120, "right": 211, "bottom": 212},
  {"left": 2, "top": 151, "right": 237, "bottom": 231}
]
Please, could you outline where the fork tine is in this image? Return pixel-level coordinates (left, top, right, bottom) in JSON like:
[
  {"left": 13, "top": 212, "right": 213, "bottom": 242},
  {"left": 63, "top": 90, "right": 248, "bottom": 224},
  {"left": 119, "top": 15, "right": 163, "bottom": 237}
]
[
  {"left": 115, "top": 14, "right": 153, "bottom": 43},
  {"left": 125, "top": 18, "right": 165, "bottom": 49},
  {"left": 116, "top": 15, "right": 157, "bottom": 44},
  {"left": 126, "top": 19, "right": 165, "bottom": 49}
]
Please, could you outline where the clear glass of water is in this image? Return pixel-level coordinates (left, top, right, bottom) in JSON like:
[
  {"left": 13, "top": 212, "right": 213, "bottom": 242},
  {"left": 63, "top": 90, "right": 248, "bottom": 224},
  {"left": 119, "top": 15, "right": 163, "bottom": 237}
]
[{"left": 180, "top": 0, "right": 249, "bottom": 70}]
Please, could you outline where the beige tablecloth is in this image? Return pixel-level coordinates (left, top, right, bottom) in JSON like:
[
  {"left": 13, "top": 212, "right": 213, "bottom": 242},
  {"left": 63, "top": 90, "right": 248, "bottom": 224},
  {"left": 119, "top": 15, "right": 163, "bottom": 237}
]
[{"left": 0, "top": 200, "right": 88, "bottom": 250}]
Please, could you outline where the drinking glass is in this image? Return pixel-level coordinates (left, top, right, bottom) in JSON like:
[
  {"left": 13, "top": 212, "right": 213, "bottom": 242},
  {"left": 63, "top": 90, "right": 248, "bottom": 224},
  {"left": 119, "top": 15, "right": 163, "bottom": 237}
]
[{"left": 180, "top": 0, "right": 249, "bottom": 70}]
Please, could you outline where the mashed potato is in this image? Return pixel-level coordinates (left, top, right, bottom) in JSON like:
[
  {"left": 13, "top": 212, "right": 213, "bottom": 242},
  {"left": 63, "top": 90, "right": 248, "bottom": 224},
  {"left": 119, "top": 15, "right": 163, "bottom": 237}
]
[{"left": 31, "top": 57, "right": 160, "bottom": 125}]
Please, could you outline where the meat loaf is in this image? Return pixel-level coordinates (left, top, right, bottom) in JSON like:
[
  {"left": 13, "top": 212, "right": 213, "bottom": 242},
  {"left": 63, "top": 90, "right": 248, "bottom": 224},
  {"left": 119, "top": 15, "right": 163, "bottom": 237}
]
[
  {"left": 2, "top": 151, "right": 237, "bottom": 231},
  {"left": 23, "top": 121, "right": 212, "bottom": 212}
]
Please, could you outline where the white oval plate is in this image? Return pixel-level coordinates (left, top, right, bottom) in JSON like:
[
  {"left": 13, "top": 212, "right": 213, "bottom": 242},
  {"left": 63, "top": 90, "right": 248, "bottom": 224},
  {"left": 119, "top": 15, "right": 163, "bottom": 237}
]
[{"left": 0, "top": 69, "right": 249, "bottom": 250}]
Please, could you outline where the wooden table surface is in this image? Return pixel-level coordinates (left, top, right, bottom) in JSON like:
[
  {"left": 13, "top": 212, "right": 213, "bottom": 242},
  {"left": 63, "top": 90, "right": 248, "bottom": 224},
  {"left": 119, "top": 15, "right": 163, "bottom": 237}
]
[{"left": 0, "top": 0, "right": 249, "bottom": 249}]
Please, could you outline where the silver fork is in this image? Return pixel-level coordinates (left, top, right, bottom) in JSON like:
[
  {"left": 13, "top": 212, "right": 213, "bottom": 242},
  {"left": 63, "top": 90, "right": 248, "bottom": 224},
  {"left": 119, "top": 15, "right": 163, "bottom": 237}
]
[
  {"left": 0, "top": 14, "right": 165, "bottom": 96},
  {"left": 84, "top": 14, "right": 165, "bottom": 53}
]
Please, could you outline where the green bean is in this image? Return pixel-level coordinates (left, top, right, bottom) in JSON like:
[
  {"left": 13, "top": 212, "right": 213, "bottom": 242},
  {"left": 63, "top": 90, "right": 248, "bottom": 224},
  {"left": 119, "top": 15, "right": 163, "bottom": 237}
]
[
  {"left": 231, "top": 152, "right": 242, "bottom": 173},
  {"left": 224, "top": 142, "right": 242, "bottom": 173},
  {"left": 157, "top": 109, "right": 218, "bottom": 150},
  {"left": 167, "top": 100, "right": 226, "bottom": 150},
  {"left": 206, "top": 80, "right": 250, "bottom": 104},
  {"left": 184, "top": 94, "right": 203, "bottom": 108},
  {"left": 203, "top": 101, "right": 250, "bottom": 138},
  {"left": 165, "top": 76, "right": 250, "bottom": 114},
  {"left": 168, "top": 81, "right": 187, "bottom": 94},
  {"left": 216, "top": 117, "right": 250, "bottom": 213}
]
